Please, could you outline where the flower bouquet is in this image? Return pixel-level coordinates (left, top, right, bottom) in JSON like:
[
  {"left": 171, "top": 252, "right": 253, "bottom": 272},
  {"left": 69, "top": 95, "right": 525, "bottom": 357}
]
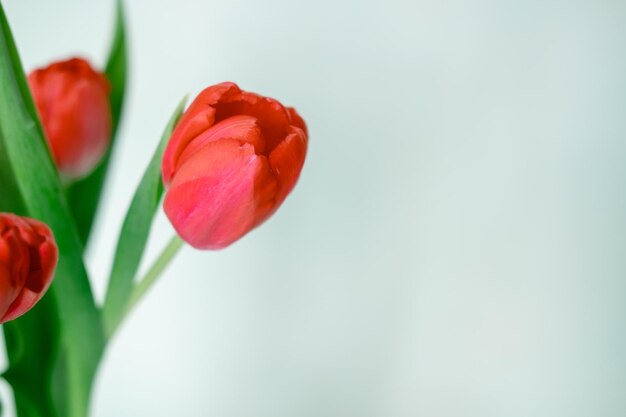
[{"left": 0, "top": 1, "right": 308, "bottom": 416}]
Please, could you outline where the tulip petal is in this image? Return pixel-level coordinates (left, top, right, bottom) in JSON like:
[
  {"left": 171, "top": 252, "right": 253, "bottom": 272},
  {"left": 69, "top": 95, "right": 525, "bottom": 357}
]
[
  {"left": 28, "top": 58, "right": 111, "bottom": 179},
  {"left": 2, "top": 287, "right": 40, "bottom": 323},
  {"left": 162, "top": 82, "right": 240, "bottom": 184},
  {"left": 0, "top": 214, "right": 57, "bottom": 324},
  {"left": 164, "top": 140, "right": 277, "bottom": 249},
  {"left": 177, "top": 115, "right": 265, "bottom": 171},
  {"left": 1, "top": 224, "right": 30, "bottom": 289},
  {"left": 54, "top": 79, "right": 111, "bottom": 177},
  {"left": 216, "top": 91, "right": 293, "bottom": 154},
  {"left": 287, "top": 107, "right": 308, "bottom": 136},
  {"left": 0, "top": 265, "right": 20, "bottom": 320},
  {"left": 0, "top": 217, "right": 57, "bottom": 323},
  {"left": 269, "top": 127, "right": 308, "bottom": 207}
]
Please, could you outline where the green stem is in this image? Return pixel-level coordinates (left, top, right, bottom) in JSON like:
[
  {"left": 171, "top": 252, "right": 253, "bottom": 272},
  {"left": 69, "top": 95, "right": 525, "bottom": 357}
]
[{"left": 125, "top": 235, "right": 184, "bottom": 316}]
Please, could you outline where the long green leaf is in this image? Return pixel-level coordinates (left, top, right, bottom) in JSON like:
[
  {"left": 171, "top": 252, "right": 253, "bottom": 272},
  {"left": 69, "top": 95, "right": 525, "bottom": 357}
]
[
  {"left": 66, "top": 0, "right": 127, "bottom": 247},
  {"left": 3, "top": 296, "right": 60, "bottom": 417},
  {"left": 102, "top": 98, "right": 186, "bottom": 338},
  {"left": 1, "top": 142, "right": 60, "bottom": 417},
  {"left": 0, "top": 4, "right": 104, "bottom": 417},
  {"left": 0, "top": 130, "right": 24, "bottom": 212}
]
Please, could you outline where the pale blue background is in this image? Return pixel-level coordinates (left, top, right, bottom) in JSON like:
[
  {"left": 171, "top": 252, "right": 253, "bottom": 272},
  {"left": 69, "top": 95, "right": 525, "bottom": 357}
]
[{"left": 2, "top": 0, "right": 626, "bottom": 416}]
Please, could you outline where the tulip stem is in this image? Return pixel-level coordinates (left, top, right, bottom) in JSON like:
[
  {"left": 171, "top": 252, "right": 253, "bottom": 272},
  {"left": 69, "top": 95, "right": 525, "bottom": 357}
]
[{"left": 126, "top": 235, "right": 185, "bottom": 316}]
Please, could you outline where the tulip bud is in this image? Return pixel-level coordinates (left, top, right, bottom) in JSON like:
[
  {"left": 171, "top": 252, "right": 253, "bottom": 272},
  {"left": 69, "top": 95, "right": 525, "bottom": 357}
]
[
  {"left": 0, "top": 213, "right": 58, "bottom": 324},
  {"left": 162, "top": 82, "right": 308, "bottom": 249},
  {"left": 28, "top": 57, "right": 112, "bottom": 180}
]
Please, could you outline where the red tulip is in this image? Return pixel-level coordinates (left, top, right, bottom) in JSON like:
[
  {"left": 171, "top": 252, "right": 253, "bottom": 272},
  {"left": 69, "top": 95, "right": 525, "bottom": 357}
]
[
  {"left": 0, "top": 213, "right": 58, "bottom": 324},
  {"left": 28, "top": 57, "right": 112, "bottom": 180},
  {"left": 162, "top": 82, "right": 308, "bottom": 249}
]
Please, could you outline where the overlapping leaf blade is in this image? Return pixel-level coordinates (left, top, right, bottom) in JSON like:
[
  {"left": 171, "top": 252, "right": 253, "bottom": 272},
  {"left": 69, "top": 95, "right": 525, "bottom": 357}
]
[
  {"left": 0, "top": 132, "right": 24, "bottom": 212},
  {"left": 0, "top": 4, "right": 104, "bottom": 417},
  {"left": 66, "top": 0, "right": 127, "bottom": 247},
  {"left": 1, "top": 135, "right": 60, "bottom": 417},
  {"left": 2, "top": 297, "right": 60, "bottom": 417},
  {"left": 102, "top": 98, "right": 186, "bottom": 338}
]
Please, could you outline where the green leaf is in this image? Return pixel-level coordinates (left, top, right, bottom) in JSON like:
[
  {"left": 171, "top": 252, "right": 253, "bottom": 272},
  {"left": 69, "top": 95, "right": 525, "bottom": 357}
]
[
  {"left": 2, "top": 118, "right": 61, "bottom": 417},
  {"left": 3, "top": 296, "right": 61, "bottom": 417},
  {"left": 0, "top": 4, "right": 104, "bottom": 417},
  {"left": 66, "top": 0, "right": 127, "bottom": 247},
  {"left": 102, "top": 98, "right": 186, "bottom": 338},
  {"left": 1, "top": 144, "right": 60, "bottom": 417},
  {"left": 0, "top": 130, "right": 25, "bottom": 213}
]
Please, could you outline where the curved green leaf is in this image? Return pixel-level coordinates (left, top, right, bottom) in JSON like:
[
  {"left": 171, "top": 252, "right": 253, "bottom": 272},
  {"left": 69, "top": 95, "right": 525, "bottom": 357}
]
[
  {"left": 0, "top": 4, "right": 104, "bottom": 417},
  {"left": 0, "top": 132, "right": 24, "bottom": 213},
  {"left": 3, "top": 296, "right": 60, "bottom": 417},
  {"left": 1, "top": 140, "right": 60, "bottom": 417},
  {"left": 66, "top": 0, "right": 127, "bottom": 247},
  {"left": 102, "top": 98, "right": 186, "bottom": 338},
  {"left": 2, "top": 115, "right": 60, "bottom": 417}
]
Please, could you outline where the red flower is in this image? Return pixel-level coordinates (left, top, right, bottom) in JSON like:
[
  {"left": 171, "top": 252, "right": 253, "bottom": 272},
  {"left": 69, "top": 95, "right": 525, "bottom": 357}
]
[
  {"left": 28, "top": 57, "right": 112, "bottom": 180},
  {"left": 0, "top": 213, "right": 58, "bottom": 324},
  {"left": 162, "top": 82, "right": 308, "bottom": 249}
]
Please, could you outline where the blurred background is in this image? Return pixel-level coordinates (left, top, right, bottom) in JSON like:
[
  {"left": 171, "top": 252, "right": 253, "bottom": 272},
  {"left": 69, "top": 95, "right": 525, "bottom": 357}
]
[{"left": 3, "top": 0, "right": 626, "bottom": 416}]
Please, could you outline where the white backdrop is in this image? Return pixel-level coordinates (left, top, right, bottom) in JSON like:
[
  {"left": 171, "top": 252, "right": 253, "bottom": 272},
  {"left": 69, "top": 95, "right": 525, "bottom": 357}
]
[{"left": 2, "top": 0, "right": 626, "bottom": 416}]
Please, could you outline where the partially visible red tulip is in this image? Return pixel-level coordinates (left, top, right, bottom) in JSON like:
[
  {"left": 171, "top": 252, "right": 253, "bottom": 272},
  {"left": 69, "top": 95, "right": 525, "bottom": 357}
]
[
  {"left": 28, "top": 57, "right": 112, "bottom": 180},
  {"left": 0, "top": 213, "right": 58, "bottom": 324},
  {"left": 162, "top": 82, "right": 308, "bottom": 249}
]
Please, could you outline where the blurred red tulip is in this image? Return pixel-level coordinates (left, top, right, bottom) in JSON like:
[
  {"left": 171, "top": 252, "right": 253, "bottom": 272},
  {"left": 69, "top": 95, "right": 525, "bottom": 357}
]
[
  {"left": 28, "top": 57, "right": 112, "bottom": 180},
  {"left": 162, "top": 82, "right": 308, "bottom": 249},
  {"left": 0, "top": 213, "right": 58, "bottom": 324}
]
